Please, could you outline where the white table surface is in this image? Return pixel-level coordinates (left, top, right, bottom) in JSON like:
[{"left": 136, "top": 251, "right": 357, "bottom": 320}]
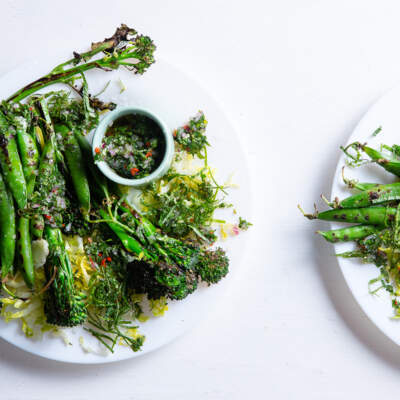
[{"left": 2, "top": 0, "right": 400, "bottom": 398}]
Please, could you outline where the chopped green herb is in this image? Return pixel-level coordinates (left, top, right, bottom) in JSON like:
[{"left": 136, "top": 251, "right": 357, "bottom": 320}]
[
  {"left": 238, "top": 217, "right": 252, "bottom": 231},
  {"left": 141, "top": 167, "right": 227, "bottom": 244},
  {"left": 372, "top": 126, "right": 382, "bottom": 137},
  {"left": 173, "top": 111, "right": 209, "bottom": 157}
]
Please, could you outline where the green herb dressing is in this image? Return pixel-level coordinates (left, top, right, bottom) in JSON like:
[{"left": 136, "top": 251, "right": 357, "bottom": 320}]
[{"left": 95, "top": 114, "right": 165, "bottom": 179}]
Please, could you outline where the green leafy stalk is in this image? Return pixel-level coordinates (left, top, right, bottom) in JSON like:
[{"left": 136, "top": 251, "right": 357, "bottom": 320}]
[{"left": 7, "top": 24, "right": 156, "bottom": 103}]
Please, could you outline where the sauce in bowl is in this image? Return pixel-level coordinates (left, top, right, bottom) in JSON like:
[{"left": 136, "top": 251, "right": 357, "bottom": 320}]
[{"left": 94, "top": 114, "right": 165, "bottom": 179}]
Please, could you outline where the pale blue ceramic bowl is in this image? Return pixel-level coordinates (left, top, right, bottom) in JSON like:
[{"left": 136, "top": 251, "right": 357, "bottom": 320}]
[{"left": 92, "top": 106, "right": 174, "bottom": 187}]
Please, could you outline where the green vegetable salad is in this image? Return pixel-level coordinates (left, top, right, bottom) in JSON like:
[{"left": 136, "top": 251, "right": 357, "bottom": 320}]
[{"left": 0, "top": 25, "right": 251, "bottom": 355}]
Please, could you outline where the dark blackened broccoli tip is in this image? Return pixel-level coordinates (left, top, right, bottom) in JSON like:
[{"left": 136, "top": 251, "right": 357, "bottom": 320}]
[
  {"left": 128, "top": 259, "right": 198, "bottom": 301},
  {"left": 128, "top": 245, "right": 229, "bottom": 299},
  {"left": 44, "top": 292, "right": 87, "bottom": 327},
  {"left": 127, "top": 260, "right": 169, "bottom": 300}
]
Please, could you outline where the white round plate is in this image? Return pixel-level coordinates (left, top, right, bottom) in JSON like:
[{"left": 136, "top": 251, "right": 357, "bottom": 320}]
[
  {"left": 0, "top": 56, "right": 252, "bottom": 363},
  {"left": 332, "top": 85, "right": 400, "bottom": 346}
]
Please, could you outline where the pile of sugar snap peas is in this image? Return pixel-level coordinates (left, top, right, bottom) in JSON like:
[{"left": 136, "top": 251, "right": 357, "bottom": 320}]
[
  {"left": 0, "top": 97, "right": 91, "bottom": 291},
  {"left": 0, "top": 104, "right": 40, "bottom": 289},
  {"left": 300, "top": 141, "right": 400, "bottom": 243}
]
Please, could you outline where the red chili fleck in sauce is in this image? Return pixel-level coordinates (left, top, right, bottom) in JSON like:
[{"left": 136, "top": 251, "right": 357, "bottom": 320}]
[{"left": 130, "top": 167, "right": 139, "bottom": 176}]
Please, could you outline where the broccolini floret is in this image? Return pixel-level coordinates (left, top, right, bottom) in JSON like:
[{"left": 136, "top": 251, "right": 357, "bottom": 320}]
[
  {"left": 43, "top": 227, "right": 87, "bottom": 327},
  {"left": 195, "top": 247, "right": 229, "bottom": 284}
]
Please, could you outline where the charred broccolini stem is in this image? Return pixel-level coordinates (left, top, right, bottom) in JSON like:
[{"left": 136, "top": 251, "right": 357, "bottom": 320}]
[
  {"left": 44, "top": 226, "right": 87, "bottom": 327},
  {"left": 100, "top": 206, "right": 199, "bottom": 300},
  {"left": 99, "top": 202, "right": 230, "bottom": 300},
  {"left": 8, "top": 24, "right": 156, "bottom": 103}
]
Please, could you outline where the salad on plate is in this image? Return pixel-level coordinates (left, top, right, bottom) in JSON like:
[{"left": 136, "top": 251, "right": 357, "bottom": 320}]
[
  {"left": 0, "top": 25, "right": 251, "bottom": 355},
  {"left": 300, "top": 136, "right": 400, "bottom": 319}
]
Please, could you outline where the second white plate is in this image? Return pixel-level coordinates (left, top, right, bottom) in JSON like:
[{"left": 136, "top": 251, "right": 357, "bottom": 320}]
[{"left": 332, "top": 85, "right": 400, "bottom": 346}]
